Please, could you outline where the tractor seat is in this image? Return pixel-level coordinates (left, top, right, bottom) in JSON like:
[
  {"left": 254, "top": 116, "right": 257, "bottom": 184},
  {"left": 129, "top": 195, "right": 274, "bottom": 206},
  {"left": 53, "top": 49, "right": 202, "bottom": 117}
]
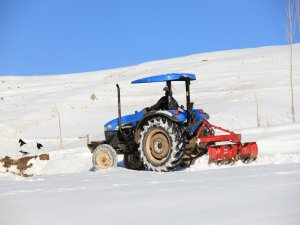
[{"left": 149, "top": 96, "right": 179, "bottom": 111}]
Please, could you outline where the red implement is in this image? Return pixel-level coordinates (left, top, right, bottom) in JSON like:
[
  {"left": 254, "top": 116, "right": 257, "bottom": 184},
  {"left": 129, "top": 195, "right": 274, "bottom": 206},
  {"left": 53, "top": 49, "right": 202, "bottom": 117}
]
[{"left": 196, "top": 120, "right": 258, "bottom": 164}]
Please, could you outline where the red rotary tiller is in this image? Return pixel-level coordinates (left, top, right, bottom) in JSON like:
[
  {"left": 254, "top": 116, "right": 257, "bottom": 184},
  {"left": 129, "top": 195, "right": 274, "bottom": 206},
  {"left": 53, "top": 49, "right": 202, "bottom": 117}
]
[{"left": 196, "top": 120, "right": 258, "bottom": 164}]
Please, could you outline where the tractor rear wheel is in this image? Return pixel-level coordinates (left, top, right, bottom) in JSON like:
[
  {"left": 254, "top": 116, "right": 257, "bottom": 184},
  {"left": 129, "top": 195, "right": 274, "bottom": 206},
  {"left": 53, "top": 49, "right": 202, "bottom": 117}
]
[
  {"left": 138, "top": 117, "right": 184, "bottom": 172},
  {"left": 92, "top": 144, "right": 118, "bottom": 170},
  {"left": 124, "top": 152, "right": 145, "bottom": 170}
]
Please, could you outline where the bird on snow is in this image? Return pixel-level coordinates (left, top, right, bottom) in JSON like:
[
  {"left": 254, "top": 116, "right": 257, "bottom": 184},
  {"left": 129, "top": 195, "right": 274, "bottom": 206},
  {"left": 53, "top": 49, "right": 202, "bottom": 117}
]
[
  {"left": 19, "top": 150, "right": 29, "bottom": 156},
  {"left": 36, "top": 142, "right": 43, "bottom": 149},
  {"left": 19, "top": 139, "right": 27, "bottom": 147}
]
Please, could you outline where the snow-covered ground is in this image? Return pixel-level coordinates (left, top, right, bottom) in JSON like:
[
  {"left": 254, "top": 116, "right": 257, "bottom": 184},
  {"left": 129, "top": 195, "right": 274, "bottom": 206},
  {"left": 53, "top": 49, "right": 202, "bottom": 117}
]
[
  {"left": 0, "top": 44, "right": 300, "bottom": 224},
  {"left": 1, "top": 163, "right": 300, "bottom": 225}
]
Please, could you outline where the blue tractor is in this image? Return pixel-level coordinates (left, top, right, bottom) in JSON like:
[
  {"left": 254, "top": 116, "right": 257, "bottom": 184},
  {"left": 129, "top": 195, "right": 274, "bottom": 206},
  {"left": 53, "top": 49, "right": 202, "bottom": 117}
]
[{"left": 88, "top": 73, "right": 258, "bottom": 172}]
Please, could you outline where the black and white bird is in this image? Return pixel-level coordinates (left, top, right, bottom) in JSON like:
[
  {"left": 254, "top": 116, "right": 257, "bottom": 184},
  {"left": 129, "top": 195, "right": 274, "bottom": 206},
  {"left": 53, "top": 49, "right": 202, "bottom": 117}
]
[
  {"left": 19, "top": 150, "right": 29, "bottom": 155},
  {"left": 36, "top": 142, "right": 43, "bottom": 149},
  {"left": 19, "top": 139, "right": 27, "bottom": 147}
]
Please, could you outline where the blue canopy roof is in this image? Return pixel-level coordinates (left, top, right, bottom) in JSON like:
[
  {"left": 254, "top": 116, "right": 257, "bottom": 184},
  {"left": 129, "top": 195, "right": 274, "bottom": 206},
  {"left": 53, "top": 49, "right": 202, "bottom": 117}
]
[{"left": 131, "top": 73, "right": 196, "bottom": 84}]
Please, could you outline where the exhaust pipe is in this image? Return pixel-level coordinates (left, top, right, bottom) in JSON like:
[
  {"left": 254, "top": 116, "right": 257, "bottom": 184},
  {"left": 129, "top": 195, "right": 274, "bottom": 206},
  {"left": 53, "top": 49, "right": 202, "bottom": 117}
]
[{"left": 116, "top": 84, "right": 122, "bottom": 132}]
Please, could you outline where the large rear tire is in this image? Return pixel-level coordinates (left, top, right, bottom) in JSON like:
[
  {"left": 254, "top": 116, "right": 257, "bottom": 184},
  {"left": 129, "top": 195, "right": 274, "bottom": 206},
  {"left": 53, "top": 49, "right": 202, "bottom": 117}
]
[
  {"left": 138, "top": 117, "right": 184, "bottom": 172},
  {"left": 92, "top": 144, "right": 118, "bottom": 170},
  {"left": 124, "top": 152, "right": 145, "bottom": 170}
]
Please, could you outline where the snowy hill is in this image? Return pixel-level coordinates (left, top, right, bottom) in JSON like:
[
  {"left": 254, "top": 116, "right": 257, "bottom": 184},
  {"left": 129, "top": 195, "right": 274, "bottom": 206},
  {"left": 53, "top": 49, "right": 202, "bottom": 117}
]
[{"left": 0, "top": 44, "right": 300, "bottom": 225}]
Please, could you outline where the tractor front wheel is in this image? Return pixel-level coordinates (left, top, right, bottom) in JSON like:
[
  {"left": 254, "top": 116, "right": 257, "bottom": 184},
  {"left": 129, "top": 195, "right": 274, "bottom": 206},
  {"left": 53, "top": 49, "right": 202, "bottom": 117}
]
[
  {"left": 92, "top": 144, "right": 118, "bottom": 170},
  {"left": 138, "top": 117, "right": 184, "bottom": 172}
]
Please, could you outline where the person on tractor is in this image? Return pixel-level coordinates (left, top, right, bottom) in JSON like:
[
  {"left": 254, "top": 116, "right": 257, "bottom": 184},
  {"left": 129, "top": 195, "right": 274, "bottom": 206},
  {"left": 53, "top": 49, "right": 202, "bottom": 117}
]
[{"left": 150, "top": 85, "right": 179, "bottom": 111}]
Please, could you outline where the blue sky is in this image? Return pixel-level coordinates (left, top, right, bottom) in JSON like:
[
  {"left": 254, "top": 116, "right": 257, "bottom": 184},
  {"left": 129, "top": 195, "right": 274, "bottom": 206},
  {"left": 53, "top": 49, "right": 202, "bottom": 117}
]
[{"left": 0, "top": 0, "right": 299, "bottom": 75}]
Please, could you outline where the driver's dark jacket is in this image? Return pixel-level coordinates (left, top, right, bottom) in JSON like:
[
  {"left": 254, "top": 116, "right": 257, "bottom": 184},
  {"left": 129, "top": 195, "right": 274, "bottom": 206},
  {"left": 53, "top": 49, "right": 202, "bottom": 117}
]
[{"left": 150, "top": 96, "right": 179, "bottom": 111}]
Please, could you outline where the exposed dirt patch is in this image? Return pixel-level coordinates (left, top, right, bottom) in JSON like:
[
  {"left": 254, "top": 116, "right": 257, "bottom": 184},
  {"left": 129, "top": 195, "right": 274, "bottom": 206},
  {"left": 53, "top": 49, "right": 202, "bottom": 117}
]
[
  {"left": 0, "top": 156, "right": 16, "bottom": 168},
  {"left": 39, "top": 154, "right": 49, "bottom": 160},
  {"left": 0, "top": 154, "right": 49, "bottom": 177}
]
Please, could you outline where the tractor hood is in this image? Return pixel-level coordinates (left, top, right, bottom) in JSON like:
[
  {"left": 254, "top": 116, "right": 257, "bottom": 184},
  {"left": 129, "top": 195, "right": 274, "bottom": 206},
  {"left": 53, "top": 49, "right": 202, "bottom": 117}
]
[{"left": 104, "top": 110, "right": 144, "bottom": 131}]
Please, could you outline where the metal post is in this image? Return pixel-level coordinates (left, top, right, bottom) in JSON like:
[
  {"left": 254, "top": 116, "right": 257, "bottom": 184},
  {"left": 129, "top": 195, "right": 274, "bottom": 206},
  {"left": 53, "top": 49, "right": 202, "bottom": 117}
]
[
  {"left": 185, "top": 79, "right": 191, "bottom": 126},
  {"left": 54, "top": 107, "right": 63, "bottom": 150},
  {"left": 166, "top": 81, "right": 172, "bottom": 109},
  {"left": 116, "top": 84, "right": 122, "bottom": 131}
]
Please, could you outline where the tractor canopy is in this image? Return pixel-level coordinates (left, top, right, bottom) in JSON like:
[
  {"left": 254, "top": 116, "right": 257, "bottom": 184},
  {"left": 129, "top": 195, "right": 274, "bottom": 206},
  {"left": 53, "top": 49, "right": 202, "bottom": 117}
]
[{"left": 131, "top": 73, "right": 196, "bottom": 84}]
